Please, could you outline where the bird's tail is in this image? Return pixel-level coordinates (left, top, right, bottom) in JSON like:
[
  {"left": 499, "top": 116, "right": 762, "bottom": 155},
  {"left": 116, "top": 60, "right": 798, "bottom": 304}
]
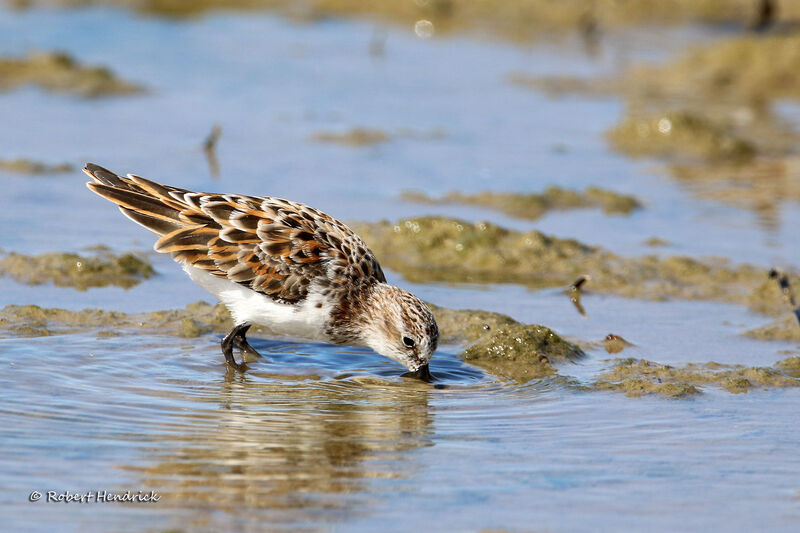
[
  {"left": 84, "top": 163, "right": 196, "bottom": 237},
  {"left": 85, "top": 164, "right": 232, "bottom": 272}
]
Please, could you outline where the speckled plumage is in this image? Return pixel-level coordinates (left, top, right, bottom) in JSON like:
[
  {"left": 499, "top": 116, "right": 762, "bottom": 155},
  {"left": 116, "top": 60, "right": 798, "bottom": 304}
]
[{"left": 84, "top": 163, "right": 438, "bottom": 375}]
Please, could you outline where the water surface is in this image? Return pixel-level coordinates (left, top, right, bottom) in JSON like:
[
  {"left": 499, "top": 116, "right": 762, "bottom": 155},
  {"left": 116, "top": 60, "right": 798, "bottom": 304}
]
[{"left": 0, "top": 5, "right": 798, "bottom": 533}]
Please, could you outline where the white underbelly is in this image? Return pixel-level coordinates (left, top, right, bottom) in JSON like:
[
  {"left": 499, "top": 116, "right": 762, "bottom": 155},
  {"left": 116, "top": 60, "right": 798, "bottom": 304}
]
[{"left": 183, "top": 264, "right": 332, "bottom": 341}]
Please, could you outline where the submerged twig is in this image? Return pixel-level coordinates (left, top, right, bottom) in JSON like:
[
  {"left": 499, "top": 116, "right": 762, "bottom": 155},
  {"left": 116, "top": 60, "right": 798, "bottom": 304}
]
[
  {"left": 751, "top": 0, "right": 776, "bottom": 32},
  {"left": 578, "top": 9, "right": 601, "bottom": 57},
  {"left": 769, "top": 267, "right": 800, "bottom": 327},
  {"left": 203, "top": 123, "right": 222, "bottom": 179},
  {"left": 369, "top": 26, "right": 387, "bottom": 59},
  {"left": 567, "top": 275, "right": 590, "bottom": 316}
]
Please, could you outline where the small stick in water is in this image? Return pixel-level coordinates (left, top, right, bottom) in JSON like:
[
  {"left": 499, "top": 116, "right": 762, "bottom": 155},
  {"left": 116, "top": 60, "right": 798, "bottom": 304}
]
[
  {"left": 567, "top": 275, "right": 590, "bottom": 317},
  {"left": 769, "top": 268, "right": 800, "bottom": 327},
  {"left": 578, "top": 9, "right": 601, "bottom": 57},
  {"left": 203, "top": 123, "right": 222, "bottom": 179},
  {"left": 751, "top": 0, "right": 776, "bottom": 32},
  {"left": 369, "top": 26, "right": 387, "bottom": 59}
]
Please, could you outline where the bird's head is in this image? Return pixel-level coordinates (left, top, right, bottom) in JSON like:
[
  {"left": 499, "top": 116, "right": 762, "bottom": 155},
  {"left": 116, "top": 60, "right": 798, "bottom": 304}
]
[{"left": 359, "top": 284, "right": 439, "bottom": 376}]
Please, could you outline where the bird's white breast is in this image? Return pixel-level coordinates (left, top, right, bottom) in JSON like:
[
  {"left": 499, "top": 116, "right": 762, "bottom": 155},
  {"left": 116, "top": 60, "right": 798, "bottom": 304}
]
[{"left": 183, "top": 265, "right": 334, "bottom": 341}]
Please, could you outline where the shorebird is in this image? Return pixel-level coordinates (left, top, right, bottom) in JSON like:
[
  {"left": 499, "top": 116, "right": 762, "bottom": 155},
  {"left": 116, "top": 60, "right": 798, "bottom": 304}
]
[{"left": 85, "top": 164, "right": 438, "bottom": 379}]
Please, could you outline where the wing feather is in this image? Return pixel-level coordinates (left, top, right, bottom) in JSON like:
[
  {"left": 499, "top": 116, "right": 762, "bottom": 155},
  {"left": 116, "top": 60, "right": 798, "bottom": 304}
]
[{"left": 84, "top": 163, "right": 386, "bottom": 303}]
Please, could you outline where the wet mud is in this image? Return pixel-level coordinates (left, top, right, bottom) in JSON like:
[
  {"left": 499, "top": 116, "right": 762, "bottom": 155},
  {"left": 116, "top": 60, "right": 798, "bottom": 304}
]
[
  {"left": 30, "top": 1, "right": 800, "bottom": 39},
  {"left": 607, "top": 110, "right": 756, "bottom": 162},
  {"left": 0, "top": 51, "right": 142, "bottom": 97},
  {"left": 311, "top": 127, "right": 445, "bottom": 147},
  {"left": 3, "top": 300, "right": 796, "bottom": 397},
  {"left": 668, "top": 159, "right": 800, "bottom": 228},
  {"left": 0, "top": 301, "right": 231, "bottom": 338},
  {"left": 0, "top": 158, "right": 74, "bottom": 174},
  {"left": 311, "top": 127, "right": 390, "bottom": 146},
  {"left": 0, "top": 298, "right": 543, "bottom": 346},
  {"left": 403, "top": 187, "right": 640, "bottom": 221},
  {"left": 426, "top": 303, "right": 519, "bottom": 345},
  {"left": 519, "top": 28, "right": 800, "bottom": 215},
  {"left": 624, "top": 33, "right": 800, "bottom": 104},
  {"left": 0, "top": 5, "right": 796, "bottom": 393},
  {"left": 0, "top": 300, "right": 584, "bottom": 384},
  {"left": 594, "top": 357, "right": 800, "bottom": 397},
  {"left": 351, "top": 216, "right": 794, "bottom": 315},
  {"left": 0, "top": 249, "right": 155, "bottom": 290},
  {"left": 461, "top": 323, "right": 585, "bottom": 382},
  {"left": 643, "top": 237, "right": 671, "bottom": 247},
  {"left": 3, "top": 5, "right": 800, "bottom": 531},
  {"left": 746, "top": 314, "right": 800, "bottom": 342}
]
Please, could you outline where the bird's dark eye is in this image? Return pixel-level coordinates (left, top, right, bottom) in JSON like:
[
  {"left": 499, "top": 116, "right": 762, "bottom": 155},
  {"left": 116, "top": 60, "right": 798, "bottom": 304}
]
[{"left": 402, "top": 336, "right": 416, "bottom": 349}]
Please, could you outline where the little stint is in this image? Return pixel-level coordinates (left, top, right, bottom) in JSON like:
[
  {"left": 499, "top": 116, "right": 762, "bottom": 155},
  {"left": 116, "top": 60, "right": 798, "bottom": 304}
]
[{"left": 85, "top": 164, "right": 438, "bottom": 379}]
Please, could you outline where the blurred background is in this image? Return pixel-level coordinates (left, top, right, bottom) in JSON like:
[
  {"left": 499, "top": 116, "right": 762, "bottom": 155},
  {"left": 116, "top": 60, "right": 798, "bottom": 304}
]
[{"left": 1, "top": 1, "right": 799, "bottom": 532}]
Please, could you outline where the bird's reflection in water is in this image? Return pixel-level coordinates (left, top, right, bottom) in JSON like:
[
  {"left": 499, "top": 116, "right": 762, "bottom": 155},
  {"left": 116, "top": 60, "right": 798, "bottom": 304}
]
[{"left": 125, "top": 369, "right": 433, "bottom": 527}]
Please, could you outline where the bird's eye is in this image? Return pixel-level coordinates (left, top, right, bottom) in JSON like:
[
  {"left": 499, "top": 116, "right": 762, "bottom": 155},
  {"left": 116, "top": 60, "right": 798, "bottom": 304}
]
[{"left": 402, "top": 336, "right": 416, "bottom": 349}]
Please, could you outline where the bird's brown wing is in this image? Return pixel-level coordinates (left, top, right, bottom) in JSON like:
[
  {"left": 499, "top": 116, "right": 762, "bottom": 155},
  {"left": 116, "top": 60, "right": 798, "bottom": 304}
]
[{"left": 84, "top": 163, "right": 385, "bottom": 303}]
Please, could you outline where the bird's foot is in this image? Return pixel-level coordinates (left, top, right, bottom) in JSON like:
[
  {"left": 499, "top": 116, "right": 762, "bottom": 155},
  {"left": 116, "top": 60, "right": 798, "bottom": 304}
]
[
  {"left": 233, "top": 334, "right": 263, "bottom": 362},
  {"left": 222, "top": 323, "right": 262, "bottom": 372}
]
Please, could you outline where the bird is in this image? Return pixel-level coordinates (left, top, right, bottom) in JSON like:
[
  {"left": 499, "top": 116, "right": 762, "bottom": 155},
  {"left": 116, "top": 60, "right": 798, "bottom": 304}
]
[{"left": 84, "top": 163, "right": 438, "bottom": 380}]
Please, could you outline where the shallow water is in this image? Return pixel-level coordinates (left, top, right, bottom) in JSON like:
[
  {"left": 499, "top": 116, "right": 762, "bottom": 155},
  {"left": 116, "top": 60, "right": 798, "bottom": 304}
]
[
  {"left": 2, "top": 331, "right": 799, "bottom": 532},
  {"left": 0, "top": 5, "right": 799, "bottom": 532}
]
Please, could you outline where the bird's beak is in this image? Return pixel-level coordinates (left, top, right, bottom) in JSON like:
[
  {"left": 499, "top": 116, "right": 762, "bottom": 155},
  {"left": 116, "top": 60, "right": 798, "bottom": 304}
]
[{"left": 402, "top": 363, "right": 433, "bottom": 383}]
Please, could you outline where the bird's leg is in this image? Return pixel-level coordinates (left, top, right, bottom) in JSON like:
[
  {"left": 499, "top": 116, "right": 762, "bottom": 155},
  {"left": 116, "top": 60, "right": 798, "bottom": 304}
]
[
  {"left": 221, "top": 323, "right": 254, "bottom": 372},
  {"left": 231, "top": 324, "right": 263, "bottom": 360}
]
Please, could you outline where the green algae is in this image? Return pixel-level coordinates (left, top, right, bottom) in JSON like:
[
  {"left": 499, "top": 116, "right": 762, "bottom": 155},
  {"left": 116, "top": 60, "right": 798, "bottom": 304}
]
[
  {"left": 607, "top": 110, "right": 756, "bottom": 162},
  {"left": 351, "top": 216, "right": 596, "bottom": 288},
  {"left": 593, "top": 357, "right": 800, "bottom": 397},
  {"left": 311, "top": 127, "right": 445, "bottom": 147},
  {"left": 0, "top": 299, "right": 582, "bottom": 385},
  {"left": 608, "top": 35, "right": 800, "bottom": 207},
  {"left": 34, "top": 1, "right": 800, "bottom": 40},
  {"left": 745, "top": 314, "right": 800, "bottom": 342},
  {"left": 2, "top": 301, "right": 798, "bottom": 397},
  {"left": 294, "top": 0, "right": 800, "bottom": 35},
  {"left": 669, "top": 158, "right": 800, "bottom": 215},
  {"left": 0, "top": 158, "right": 74, "bottom": 174},
  {"left": 311, "top": 128, "right": 390, "bottom": 146},
  {"left": 0, "top": 250, "right": 155, "bottom": 290},
  {"left": 522, "top": 77, "right": 800, "bottom": 164},
  {"left": 0, "top": 305, "right": 131, "bottom": 337},
  {"left": 403, "top": 186, "right": 641, "bottom": 221},
  {"left": 0, "top": 301, "right": 233, "bottom": 338},
  {"left": 776, "top": 356, "right": 800, "bottom": 378},
  {"left": 0, "top": 51, "right": 143, "bottom": 97},
  {"left": 509, "top": 72, "right": 604, "bottom": 97},
  {"left": 535, "top": 32, "right": 800, "bottom": 108},
  {"left": 431, "top": 304, "right": 586, "bottom": 382},
  {"left": 427, "top": 303, "right": 519, "bottom": 345},
  {"left": 351, "top": 216, "right": 790, "bottom": 315},
  {"left": 626, "top": 33, "right": 800, "bottom": 104},
  {"left": 644, "top": 237, "right": 671, "bottom": 247},
  {"left": 594, "top": 377, "right": 701, "bottom": 399},
  {"left": 430, "top": 304, "right": 591, "bottom": 383},
  {"left": 516, "top": 24, "right": 800, "bottom": 213},
  {"left": 461, "top": 323, "right": 585, "bottom": 383},
  {"left": 723, "top": 377, "right": 752, "bottom": 394}
]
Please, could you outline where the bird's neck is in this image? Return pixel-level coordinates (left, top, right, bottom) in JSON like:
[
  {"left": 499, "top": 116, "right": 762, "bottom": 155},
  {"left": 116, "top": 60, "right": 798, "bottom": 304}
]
[{"left": 324, "top": 280, "right": 386, "bottom": 345}]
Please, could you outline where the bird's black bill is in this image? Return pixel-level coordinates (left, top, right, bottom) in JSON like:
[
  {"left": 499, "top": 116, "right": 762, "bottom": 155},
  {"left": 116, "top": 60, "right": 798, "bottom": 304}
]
[{"left": 402, "top": 364, "right": 434, "bottom": 383}]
